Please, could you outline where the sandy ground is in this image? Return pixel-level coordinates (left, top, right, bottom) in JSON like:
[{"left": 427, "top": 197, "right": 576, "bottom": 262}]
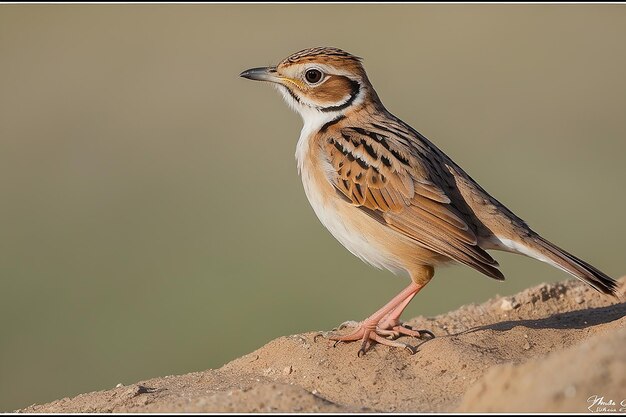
[{"left": 17, "top": 276, "right": 626, "bottom": 413}]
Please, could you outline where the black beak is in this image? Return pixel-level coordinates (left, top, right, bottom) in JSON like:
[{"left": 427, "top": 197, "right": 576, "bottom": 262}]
[{"left": 239, "top": 66, "right": 280, "bottom": 82}]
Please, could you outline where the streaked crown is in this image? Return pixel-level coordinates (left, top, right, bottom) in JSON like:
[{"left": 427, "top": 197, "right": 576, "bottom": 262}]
[{"left": 279, "top": 47, "right": 363, "bottom": 70}]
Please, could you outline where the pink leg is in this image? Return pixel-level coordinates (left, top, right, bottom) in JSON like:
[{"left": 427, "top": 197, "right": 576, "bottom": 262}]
[
  {"left": 379, "top": 290, "right": 417, "bottom": 329},
  {"left": 376, "top": 291, "right": 434, "bottom": 339}
]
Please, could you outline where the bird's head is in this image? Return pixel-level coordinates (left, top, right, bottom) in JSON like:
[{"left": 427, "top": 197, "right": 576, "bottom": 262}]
[{"left": 240, "top": 47, "right": 379, "bottom": 121}]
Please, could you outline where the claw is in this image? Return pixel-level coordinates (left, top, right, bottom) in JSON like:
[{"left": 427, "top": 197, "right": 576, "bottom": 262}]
[
  {"left": 313, "top": 332, "right": 324, "bottom": 343},
  {"left": 337, "top": 320, "right": 359, "bottom": 330},
  {"left": 419, "top": 329, "right": 436, "bottom": 340},
  {"left": 398, "top": 324, "right": 435, "bottom": 339},
  {"left": 357, "top": 340, "right": 368, "bottom": 357},
  {"left": 404, "top": 344, "right": 418, "bottom": 355}
]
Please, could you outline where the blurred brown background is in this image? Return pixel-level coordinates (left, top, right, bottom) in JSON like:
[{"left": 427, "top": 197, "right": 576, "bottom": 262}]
[{"left": 1, "top": 4, "right": 625, "bottom": 412}]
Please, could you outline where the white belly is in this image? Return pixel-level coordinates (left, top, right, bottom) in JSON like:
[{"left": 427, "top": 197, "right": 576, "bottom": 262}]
[{"left": 299, "top": 162, "right": 407, "bottom": 276}]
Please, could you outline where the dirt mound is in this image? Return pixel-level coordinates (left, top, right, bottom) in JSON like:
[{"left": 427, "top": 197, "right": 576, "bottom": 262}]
[{"left": 18, "top": 277, "right": 625, "bottom": 413}]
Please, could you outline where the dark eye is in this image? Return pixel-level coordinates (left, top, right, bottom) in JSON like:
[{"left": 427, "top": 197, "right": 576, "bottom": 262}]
[{"left": 305, "top": 69, "right": 323, "bottom": 84}]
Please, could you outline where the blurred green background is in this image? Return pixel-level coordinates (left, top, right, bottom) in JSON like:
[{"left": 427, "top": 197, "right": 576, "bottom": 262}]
[{"left": 1, "top": 4, "right": 625, "bottom": 412}]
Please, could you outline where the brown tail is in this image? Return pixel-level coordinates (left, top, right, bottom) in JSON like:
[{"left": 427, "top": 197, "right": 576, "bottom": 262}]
[{"left": 530, "top": 235, "right": 620, "bottom": 297}]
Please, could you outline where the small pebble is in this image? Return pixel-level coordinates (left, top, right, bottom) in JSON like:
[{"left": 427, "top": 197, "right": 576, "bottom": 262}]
[
  {"left": 115, "top": 383, "right": 124, "bottom": 388},
  {"left": 282, "top": 365, "right": 292, "bottom": 376},
  {"left": 500, "top": 299, "right": 514, "bottom": 311},
  {"left": 523, "top": 341, "right": 531, "bottom": 350},
  {"left": 500, "top": 297, "right": 521, "bottom": 311}
]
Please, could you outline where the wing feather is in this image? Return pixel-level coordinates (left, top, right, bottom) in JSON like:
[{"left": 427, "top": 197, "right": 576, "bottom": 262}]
[{"left": 321, "top": 124, "right": 504, "bottom": 280}]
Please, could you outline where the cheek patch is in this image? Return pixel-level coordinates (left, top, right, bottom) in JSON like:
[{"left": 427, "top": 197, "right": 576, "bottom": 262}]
[{"left": 309, "top": 76, "right": 354, "bottom": 105}]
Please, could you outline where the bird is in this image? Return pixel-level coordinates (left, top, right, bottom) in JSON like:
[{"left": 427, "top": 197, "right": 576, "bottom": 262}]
[{"left": 240, "top": 47, "right": 620, "bottom": 355}]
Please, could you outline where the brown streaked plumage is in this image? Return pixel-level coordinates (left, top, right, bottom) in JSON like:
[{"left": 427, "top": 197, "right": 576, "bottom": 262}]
[{"left": 240, "top": 47, "right": 621, "bottom": 355}]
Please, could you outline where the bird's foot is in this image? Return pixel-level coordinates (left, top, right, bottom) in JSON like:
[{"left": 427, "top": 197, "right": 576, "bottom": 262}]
[
  {"left": 314, "top": 281, "right": 434, "bottom": 356},
  {"left": 327, "top": 322, "right": 417, "bottom": 356},
  {"left": 321, "top": 319, "right": 435, "bottom": 356}
]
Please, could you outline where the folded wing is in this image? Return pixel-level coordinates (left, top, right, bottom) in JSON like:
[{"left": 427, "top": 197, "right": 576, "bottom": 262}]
[{"left": 321, "top": 125, "right": 504, "bottom": 280}]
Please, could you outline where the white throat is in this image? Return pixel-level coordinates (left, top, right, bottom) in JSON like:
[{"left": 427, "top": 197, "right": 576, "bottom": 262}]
[
  {"left": 295, "top": 111, "right": 340, "bottom": 173},
  {"left": 274, "top": 84, "right": 364, "bottom": 173},
  {"left": 273, "top": 85, "right": 341, "bottom": 173}
]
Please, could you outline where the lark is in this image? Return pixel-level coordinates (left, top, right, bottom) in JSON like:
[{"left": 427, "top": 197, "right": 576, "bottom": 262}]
[{"left": 240, "top": 47, "right": 619, "bottom": 355}]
